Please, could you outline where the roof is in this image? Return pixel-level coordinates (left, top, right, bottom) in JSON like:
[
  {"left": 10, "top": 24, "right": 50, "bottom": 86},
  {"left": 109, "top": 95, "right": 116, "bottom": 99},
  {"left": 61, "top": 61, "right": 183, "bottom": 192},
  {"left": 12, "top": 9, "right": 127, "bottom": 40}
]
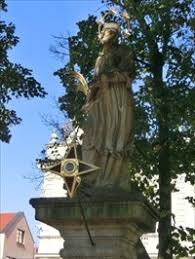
[
  {"left": 0, "top": 212, "right": 34, "bottom": 242},
  {"left": 0, "top": 213, "right": 17, "bottom": 232},
  {"left": 0, "top": 212, "right": 24, "bottom": 235}
]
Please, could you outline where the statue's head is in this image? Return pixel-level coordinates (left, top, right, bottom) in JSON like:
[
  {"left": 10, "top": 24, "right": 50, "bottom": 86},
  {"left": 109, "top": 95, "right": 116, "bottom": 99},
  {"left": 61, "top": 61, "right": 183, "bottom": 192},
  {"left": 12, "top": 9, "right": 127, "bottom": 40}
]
[
  {"left": 98, "top": 22, "right": 120, "bottom": 45},
  {"left": 98, "top": 9, "right": 131, "bottom": 45}
]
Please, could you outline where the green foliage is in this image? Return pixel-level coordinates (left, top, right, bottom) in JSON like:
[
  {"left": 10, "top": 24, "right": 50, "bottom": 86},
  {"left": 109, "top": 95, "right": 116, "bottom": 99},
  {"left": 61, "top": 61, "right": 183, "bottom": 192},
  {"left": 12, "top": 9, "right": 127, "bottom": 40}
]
[
  {"left": 172, "top": 226, "right": 195, "bottom": 258},
  {"left": 54, "top": 0, "right": 195, "bottom": 257},
  {"left": 0, "top": 0, "right": 6, "bottom": 11},
  {"left": 0, "top": 0, "right": 47, "bottom": 143},
  {"left": 54, "top": 16, "right": 100, "bottom": 128}
]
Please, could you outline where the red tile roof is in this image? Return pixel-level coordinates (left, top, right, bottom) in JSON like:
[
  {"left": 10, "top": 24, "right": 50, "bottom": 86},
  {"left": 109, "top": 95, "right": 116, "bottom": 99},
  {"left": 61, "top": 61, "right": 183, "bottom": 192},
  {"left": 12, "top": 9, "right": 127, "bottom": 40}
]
[{"left": 0, "top": 213, "right": 16, "bottom": 232}]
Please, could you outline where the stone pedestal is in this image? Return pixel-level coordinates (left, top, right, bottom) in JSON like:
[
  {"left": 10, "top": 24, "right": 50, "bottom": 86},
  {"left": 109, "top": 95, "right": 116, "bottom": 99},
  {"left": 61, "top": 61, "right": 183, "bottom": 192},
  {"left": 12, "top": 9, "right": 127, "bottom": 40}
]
[{"left": 30, "top": 191, "right": 157, "bottom": 259}]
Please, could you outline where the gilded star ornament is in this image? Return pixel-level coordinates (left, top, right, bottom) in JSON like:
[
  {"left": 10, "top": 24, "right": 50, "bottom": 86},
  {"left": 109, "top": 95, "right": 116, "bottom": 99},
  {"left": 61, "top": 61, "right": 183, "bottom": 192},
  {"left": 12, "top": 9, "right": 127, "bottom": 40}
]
[{"left": 42, "top": 145, "right": 99, "bottom": 198}]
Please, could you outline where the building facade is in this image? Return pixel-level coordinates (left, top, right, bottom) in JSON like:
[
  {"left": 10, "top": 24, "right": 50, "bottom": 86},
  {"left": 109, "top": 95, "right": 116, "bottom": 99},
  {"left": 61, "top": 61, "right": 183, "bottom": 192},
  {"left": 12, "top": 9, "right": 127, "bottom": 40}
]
[
  {"left": 141, "top": 174, "right": 195, "bottom": 258},
  {"left": 0, "top": 212, "right": 35, "bottom": 259},
  {"left": 35, "top": 130, "right": 69, "bottom": 259}
]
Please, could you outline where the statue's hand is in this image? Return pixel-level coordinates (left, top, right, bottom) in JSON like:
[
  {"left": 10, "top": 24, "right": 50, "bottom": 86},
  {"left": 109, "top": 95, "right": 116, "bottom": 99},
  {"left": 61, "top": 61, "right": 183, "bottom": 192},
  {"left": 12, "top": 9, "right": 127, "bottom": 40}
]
[{"left": 100, "top": 74, "right": 108, "bottom": 83}]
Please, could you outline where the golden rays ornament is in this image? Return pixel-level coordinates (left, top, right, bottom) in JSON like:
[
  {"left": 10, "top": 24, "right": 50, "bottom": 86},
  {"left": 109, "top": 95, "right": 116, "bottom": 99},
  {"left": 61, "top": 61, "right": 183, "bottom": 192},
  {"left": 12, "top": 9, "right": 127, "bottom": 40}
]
[
  {"left": 43, "top": 145, "right": 99, "bottom": 198},
  {"left": 65, "top": 71, "right": 89, "bottom": 96}
]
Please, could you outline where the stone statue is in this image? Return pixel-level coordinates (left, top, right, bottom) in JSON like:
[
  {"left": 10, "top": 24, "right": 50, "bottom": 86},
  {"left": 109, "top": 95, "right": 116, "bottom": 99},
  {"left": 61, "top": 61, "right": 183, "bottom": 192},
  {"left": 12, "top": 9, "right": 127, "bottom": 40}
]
[
  {"left": 30, "top": 12, "right": 157, "bottom": 259},
  {"left": 82, "top": 18, "right": 135, "bottom": 191}
]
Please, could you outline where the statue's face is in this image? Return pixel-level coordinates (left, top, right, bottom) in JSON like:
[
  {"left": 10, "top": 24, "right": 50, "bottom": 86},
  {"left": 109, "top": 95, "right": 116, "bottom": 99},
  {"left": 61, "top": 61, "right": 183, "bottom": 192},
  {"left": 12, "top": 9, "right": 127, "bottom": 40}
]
[{"left": 100, "top": 28, "right": 118, "bottom": 44}]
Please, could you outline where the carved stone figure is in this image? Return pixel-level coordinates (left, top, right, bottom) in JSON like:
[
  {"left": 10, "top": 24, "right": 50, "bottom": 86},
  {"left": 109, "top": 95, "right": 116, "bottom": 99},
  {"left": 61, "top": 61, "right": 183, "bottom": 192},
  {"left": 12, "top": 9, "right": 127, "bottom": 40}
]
[{"left": 82, "top": 20, "right": 135, "bottom": 191}]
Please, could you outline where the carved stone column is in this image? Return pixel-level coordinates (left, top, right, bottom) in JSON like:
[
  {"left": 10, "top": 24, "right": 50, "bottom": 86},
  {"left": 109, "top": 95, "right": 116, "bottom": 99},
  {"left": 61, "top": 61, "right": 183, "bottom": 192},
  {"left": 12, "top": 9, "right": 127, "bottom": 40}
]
[{"left": 30, "top": 190, "right": 157, "bottom": 259}]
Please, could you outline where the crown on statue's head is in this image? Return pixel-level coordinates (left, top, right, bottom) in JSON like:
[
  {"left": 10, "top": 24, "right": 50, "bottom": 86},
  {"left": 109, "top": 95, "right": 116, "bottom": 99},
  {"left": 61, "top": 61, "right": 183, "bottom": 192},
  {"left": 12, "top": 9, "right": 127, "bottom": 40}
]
[
  {"left": 98, "top": 8, "right": 132, "bottom": 39},
  {"left": 103, "top": 22, "right": 120, "bottom": 32}
]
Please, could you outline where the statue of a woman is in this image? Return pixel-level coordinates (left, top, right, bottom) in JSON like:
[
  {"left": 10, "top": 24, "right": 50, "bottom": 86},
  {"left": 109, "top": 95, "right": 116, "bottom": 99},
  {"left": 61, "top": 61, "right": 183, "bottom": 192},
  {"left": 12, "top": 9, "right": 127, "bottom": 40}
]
[{"left": 82, "top": 20, "right": 135, "bottom": 191}]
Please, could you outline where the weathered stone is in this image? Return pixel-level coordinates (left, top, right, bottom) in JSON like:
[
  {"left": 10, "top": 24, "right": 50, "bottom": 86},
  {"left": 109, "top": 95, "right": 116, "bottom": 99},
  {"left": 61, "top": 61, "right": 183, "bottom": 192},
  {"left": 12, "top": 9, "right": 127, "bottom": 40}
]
[
  {"left": 81, "top": 18, "right": 135, "bottom": 191},
  {"left": 30, "top": 14, "right": 158, "bottom": 259},
  {"left": 30, "top": 191, "right": 157, "bottom": 259}
]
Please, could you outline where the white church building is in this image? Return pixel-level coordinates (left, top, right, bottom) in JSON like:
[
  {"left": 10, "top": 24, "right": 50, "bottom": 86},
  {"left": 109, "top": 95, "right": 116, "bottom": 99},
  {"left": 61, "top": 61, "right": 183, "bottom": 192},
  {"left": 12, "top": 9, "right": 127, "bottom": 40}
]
[{"left": 35, "top": 130, "right": 195, "bottom": 259}]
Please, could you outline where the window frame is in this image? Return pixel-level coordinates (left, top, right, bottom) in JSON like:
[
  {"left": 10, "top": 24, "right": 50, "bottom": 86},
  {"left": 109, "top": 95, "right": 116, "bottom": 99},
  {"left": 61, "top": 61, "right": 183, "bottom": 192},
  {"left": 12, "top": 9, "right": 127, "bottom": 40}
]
[{"left": 16, "top": 228, "right": 25, "bottom": 245}]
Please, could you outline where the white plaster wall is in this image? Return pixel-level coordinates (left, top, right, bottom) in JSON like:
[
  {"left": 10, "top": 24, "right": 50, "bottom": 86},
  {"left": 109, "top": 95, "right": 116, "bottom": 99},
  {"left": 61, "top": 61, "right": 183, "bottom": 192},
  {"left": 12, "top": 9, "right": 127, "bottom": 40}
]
[
  {"left": 37, "top": 171, "right": 65, "bottom": 258},
  {"left": 40, "top": 172, "right": 66, "bottom": 198},
  {"left": 37, "top": 138, "right": 67, "bottom": 258},
  {"left": 142, "top": 174, "right": 195, "bottom": 259},
  {"left": 172, "top": 174, "right": 195, "bottom": 229},
  {"left": 37, "top": 235, "right": 63, "bottom": 254},
  {"left": 36, "top": 221, "right": 64, "bottom": 259},
  {"left": 39, "top": 223, "right": 61, "bottom": 237},
  {"left": 141, "top": 232, "right": 158, "bottom": 258},
  {"left": 0, "top": 233, "right": 5, "bottom": 259}
]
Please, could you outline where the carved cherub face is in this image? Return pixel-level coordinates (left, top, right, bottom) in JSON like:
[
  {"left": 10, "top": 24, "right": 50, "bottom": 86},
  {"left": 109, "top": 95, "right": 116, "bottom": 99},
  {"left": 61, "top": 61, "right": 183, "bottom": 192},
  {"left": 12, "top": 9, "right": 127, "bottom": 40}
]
[{"left": 99, "top": 27, "right": 119, "bottom": 45}]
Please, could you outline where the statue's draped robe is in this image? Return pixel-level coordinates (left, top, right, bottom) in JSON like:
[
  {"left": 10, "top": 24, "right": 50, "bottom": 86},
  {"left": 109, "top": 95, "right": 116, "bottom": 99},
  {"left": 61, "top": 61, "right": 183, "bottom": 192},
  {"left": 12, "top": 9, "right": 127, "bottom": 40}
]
[{"left": 82, "top": 45, "right": 135, "bottom": 190}]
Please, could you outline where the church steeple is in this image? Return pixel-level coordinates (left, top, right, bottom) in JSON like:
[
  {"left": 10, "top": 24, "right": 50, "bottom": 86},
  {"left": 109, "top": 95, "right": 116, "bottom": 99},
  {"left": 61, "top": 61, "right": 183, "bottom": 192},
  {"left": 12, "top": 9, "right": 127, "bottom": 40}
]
[{"left": 49, "top": 129, "right": 58, "bottom": 145}]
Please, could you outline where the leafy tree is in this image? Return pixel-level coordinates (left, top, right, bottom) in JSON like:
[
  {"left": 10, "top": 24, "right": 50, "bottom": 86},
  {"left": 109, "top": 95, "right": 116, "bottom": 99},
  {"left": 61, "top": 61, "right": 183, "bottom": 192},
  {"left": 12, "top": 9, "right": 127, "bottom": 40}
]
[
  {"left": 54, "top": 16, "right": 100, "bottom": 127},
  {"left": 54, "top": 1, "right": 195, "bottom": 258},
  {"left": 0, "top": 0, "right": 47, "bottom": 143}
]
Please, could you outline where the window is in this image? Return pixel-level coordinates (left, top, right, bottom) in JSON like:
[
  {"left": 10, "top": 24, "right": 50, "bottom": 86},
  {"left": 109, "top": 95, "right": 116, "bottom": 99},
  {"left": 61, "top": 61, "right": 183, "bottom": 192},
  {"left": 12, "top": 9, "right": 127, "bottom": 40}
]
[{"left": 16, "top": 229, "right": 25, "bottom": 244}]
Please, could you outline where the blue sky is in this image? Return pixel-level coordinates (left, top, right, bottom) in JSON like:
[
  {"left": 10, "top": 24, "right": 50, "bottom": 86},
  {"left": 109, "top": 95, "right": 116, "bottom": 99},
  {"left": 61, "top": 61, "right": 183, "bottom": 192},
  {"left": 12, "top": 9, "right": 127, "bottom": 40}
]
[{"left": 1, "top": 0, "right": 102, "bottom": 244}]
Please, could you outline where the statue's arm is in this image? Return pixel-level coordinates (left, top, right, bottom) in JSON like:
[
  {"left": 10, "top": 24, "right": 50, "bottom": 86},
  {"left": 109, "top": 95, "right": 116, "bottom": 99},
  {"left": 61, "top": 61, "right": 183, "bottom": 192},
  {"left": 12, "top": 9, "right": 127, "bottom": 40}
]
[
  {"left": 118, "top": 47, "right": 135, "bottom": 79},
  {"left": 100, "top": 47, "right": 135, "bottom": 82}
]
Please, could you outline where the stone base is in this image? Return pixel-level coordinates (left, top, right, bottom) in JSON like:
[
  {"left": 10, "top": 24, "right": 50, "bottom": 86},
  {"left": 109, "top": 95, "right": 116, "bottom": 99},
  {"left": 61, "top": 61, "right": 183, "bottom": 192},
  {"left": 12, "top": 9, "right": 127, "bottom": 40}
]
[{"left": 30, "top": 191, "right": 157, "bottom": 259}]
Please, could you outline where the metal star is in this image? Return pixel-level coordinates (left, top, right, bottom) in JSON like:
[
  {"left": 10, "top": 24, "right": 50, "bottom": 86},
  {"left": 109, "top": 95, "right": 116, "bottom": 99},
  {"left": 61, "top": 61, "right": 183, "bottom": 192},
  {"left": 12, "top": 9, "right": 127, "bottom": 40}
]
[{"left": 43, "top": 145, "right": 99, "bottom": 198}]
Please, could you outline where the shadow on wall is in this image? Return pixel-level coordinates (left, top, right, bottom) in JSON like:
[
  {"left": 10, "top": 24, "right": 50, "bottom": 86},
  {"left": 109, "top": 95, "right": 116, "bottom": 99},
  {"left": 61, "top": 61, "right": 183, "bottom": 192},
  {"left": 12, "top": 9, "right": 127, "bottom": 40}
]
[{"left": 136, "top": 239, "right": 151, "bottom": 259}]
